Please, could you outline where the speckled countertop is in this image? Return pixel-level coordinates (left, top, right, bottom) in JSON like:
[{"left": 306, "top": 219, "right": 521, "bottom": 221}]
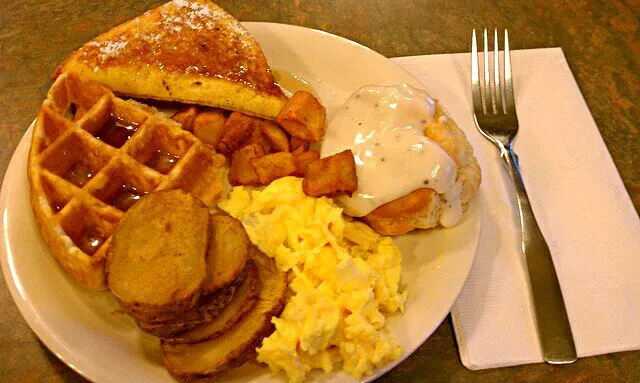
[{"left": 1, "top": 0, "right": 638, "bottom": 382}]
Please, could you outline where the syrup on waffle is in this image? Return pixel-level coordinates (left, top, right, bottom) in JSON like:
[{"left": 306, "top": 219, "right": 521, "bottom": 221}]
[{"left": 28, "top": 72, "right": 226, "bottom": 290}]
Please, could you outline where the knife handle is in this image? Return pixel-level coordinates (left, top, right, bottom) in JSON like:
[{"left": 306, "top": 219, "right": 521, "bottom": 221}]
[{"left": 501, "top": 147, "right": 578, "bottom": 364}]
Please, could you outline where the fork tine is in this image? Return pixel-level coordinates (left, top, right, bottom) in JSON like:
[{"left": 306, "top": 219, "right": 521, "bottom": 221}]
[
  {"left": 483, "top": 29, "right": 490, "bottom": 114},
  {"left": 493, "top": 29, "right": 503, "bottom": 114},
  {"left": 471, "top": 30, "right": 483, "bottom": 115},
  {"left": 504, "top": 30, "right": 516, "bottom": 114}
]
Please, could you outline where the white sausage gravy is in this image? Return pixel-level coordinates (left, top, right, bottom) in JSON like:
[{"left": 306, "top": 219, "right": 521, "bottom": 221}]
[{"left": 321, "top": 83, "right": 463, "bottom": 227}]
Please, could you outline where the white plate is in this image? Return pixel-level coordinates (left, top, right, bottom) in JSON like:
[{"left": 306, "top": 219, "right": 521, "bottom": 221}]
[{"left": 0, "top": 23, "right": 480, "bottom": 383}]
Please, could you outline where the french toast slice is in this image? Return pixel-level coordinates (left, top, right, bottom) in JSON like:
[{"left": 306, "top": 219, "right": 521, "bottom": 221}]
[{"left": 55, "top": 0, "right": 287, "bottom": 120}]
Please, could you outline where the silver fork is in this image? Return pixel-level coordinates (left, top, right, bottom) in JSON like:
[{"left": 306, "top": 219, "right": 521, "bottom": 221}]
[{"left": 471, "top": 29, "right": 577, "bottom": 364}]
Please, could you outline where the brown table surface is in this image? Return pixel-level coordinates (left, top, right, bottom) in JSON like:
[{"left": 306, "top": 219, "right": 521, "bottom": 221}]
[{"left": 1, "top": 0, "right": 639, "bottom": 382}]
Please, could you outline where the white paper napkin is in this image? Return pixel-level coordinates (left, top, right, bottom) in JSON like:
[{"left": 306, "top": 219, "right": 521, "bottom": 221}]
[{"left": 391, "top": 48, "right": 640, "bottom": 370}]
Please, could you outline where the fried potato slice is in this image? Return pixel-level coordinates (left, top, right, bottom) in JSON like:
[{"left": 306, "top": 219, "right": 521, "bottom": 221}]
[
  {"left": 362, "top": 188, "right": 439, "bottom": 235},
  {"left": 203, "top": 213, "right": 249, "bottom": 294},
  {"left": 260, "top": 121, "right": 290, "bottom": 152},
  {"left": 162, "top": 259, "right": 260, "bottom": 344},
  {"left": 215, "top": 112, "right": 255, "bottom": 156},
  {"left": 161, "top": 249, "right": 288, "bottom": 381},
  {"left": 171, "top": 106, "right": 199, "bottom": 131},
  {"left": 192, "top": 110, "right": 226, "bottom": 147},
  {"left": 136, "top": 281, "right": 238, "bottom": 337},
  {"left": 251, "top": 151, "right": 297, "bottom": 185},
  {"left": 275, "top": 91, "right": 326, "bottom": 142},
  {"left": 293, "top": 150, "right": 320, "bottom": 177},
  {"left": 229, "top": 144, "right": 265, "bottom": 186},
  {"left": 106, "top": 190, "right": 208, "bottom": 322},
  {"left": 302, "top": 150, "right": 357, "bottom": 198}
]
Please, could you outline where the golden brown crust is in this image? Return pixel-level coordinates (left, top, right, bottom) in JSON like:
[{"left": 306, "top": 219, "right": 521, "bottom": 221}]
[
  {"left": 161, "top": 248, "right": 288, "bottom": 381},
  {"left": 191, "top": 110, "right": 226, "bottom": 147},
  {"left": 362, "top": 102, "right": 481, "bottom": 235},
  {"left": 203, "top": 212, "right": 250, "bottom": 294},
  {"left": 55, "top": 0, "right": 287, "bottom": 119},
  {"left": 106, "top": 190, "right": 209, "bottom": 320},
  {"left": 275, "top": 91, "right": 326, "bottom": 142},
  {"left": 215, "top": 112, "right": 257, "bottom": 156},
  {"left": 161, "top": 260, "right": 261, "bottom": 344},
  {"left": 229, "top": 144, "right": 265, "bottom": 186},
  {"left": 252, "top": 152, "right": 298, "bottom": 185},
  {"left": 423, "top": 108, "right": 482, "bottom": 209},
  {"left": 28, "top": 73, "right": 227, "bottom": 290},
  {"left": 136, "top": 277, "right": 240, "bottom": 337},
  {"left": 362, "top": 188, "right": 438, "bottom": 236},
  {"left": 302, "top": 149, "right": 357, "bottom": 198},
  {"left": 27, "top": 176, "right": 116, "bottom": 290}
]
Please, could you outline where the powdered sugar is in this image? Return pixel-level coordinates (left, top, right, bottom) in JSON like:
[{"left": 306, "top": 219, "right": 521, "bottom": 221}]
[
  {"left": 85, "top": 38, "right": 128, "bottom": 64},
  {"left": 172, "top": 0, "right": 190, "bottom": 7},
  {"left": 165, "top": 0, "right": 254, "bottom": 52},
  {"left": 99, "top": 40, "right": 128, "bottom": 58},
  {"left": 84, "top": 0, "right": 258, "bottom": 67},
  {"left": 166, "top": 0, "right": 220, "bottom": 31}
]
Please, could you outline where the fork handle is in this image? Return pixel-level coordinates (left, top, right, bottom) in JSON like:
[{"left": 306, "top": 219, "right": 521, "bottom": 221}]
[{"left": 501, "top": 147, "right": 578, "bottom": 364}]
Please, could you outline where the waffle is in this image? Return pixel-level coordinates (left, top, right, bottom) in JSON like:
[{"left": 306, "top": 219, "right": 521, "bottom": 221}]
[
  {"left": 28, "top": 72, "right": 226, "bottom": 290},
  {"left": 54, "top": 0, "right": 287, "bottom": 120}
]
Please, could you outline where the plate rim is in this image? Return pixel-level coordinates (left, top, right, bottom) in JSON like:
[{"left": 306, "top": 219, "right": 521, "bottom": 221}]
[
  {"left": 1, "top": 121, "right": 98, "bottom": 381},
  {"left": 0, "top": 21, "right": 481, "bottom": 383}
]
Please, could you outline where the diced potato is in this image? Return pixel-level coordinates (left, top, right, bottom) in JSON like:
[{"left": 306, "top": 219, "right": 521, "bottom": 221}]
[
  {"left": 230, "top": 144, "right": 265, "bottom": 186},
  {"left": 192, "top": 110, "right": 226, "bottom": 147},
  {"left": 293, "top": 150, "right": 320, "bottom": 177},
  {"left": 251, "top": 152, "right": 298, "bottom": 185},
  {"left": 171, "top": 106, "right": 198, "bottom": 131},
  {"left": 215, "top": 112, "right": 256, "bottom": 156},
  {"left": 261, "top": 122, "right": 290, "bottom": 152},
  {"left": 245, "top": 126, "right": 273, "bottom": 154},
  {"left": 302, "top": 150, "right": 357, "bottom": 198},
  {"left": 290, "top": 136, "right": 309, "bottom": 154},
  {"left": 275, "top": 91, "right": 326, "bottom": 142}
]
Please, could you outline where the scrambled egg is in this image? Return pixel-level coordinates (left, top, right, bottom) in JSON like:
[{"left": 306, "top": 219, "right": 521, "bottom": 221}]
[{"left": 218, "top": 177, "right": 407, "bottom": 383}]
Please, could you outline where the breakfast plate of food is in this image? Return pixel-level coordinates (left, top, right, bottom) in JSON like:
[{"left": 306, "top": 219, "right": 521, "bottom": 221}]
[{"left": 0, "top": 1, "right": 481, "bottom": 382}]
